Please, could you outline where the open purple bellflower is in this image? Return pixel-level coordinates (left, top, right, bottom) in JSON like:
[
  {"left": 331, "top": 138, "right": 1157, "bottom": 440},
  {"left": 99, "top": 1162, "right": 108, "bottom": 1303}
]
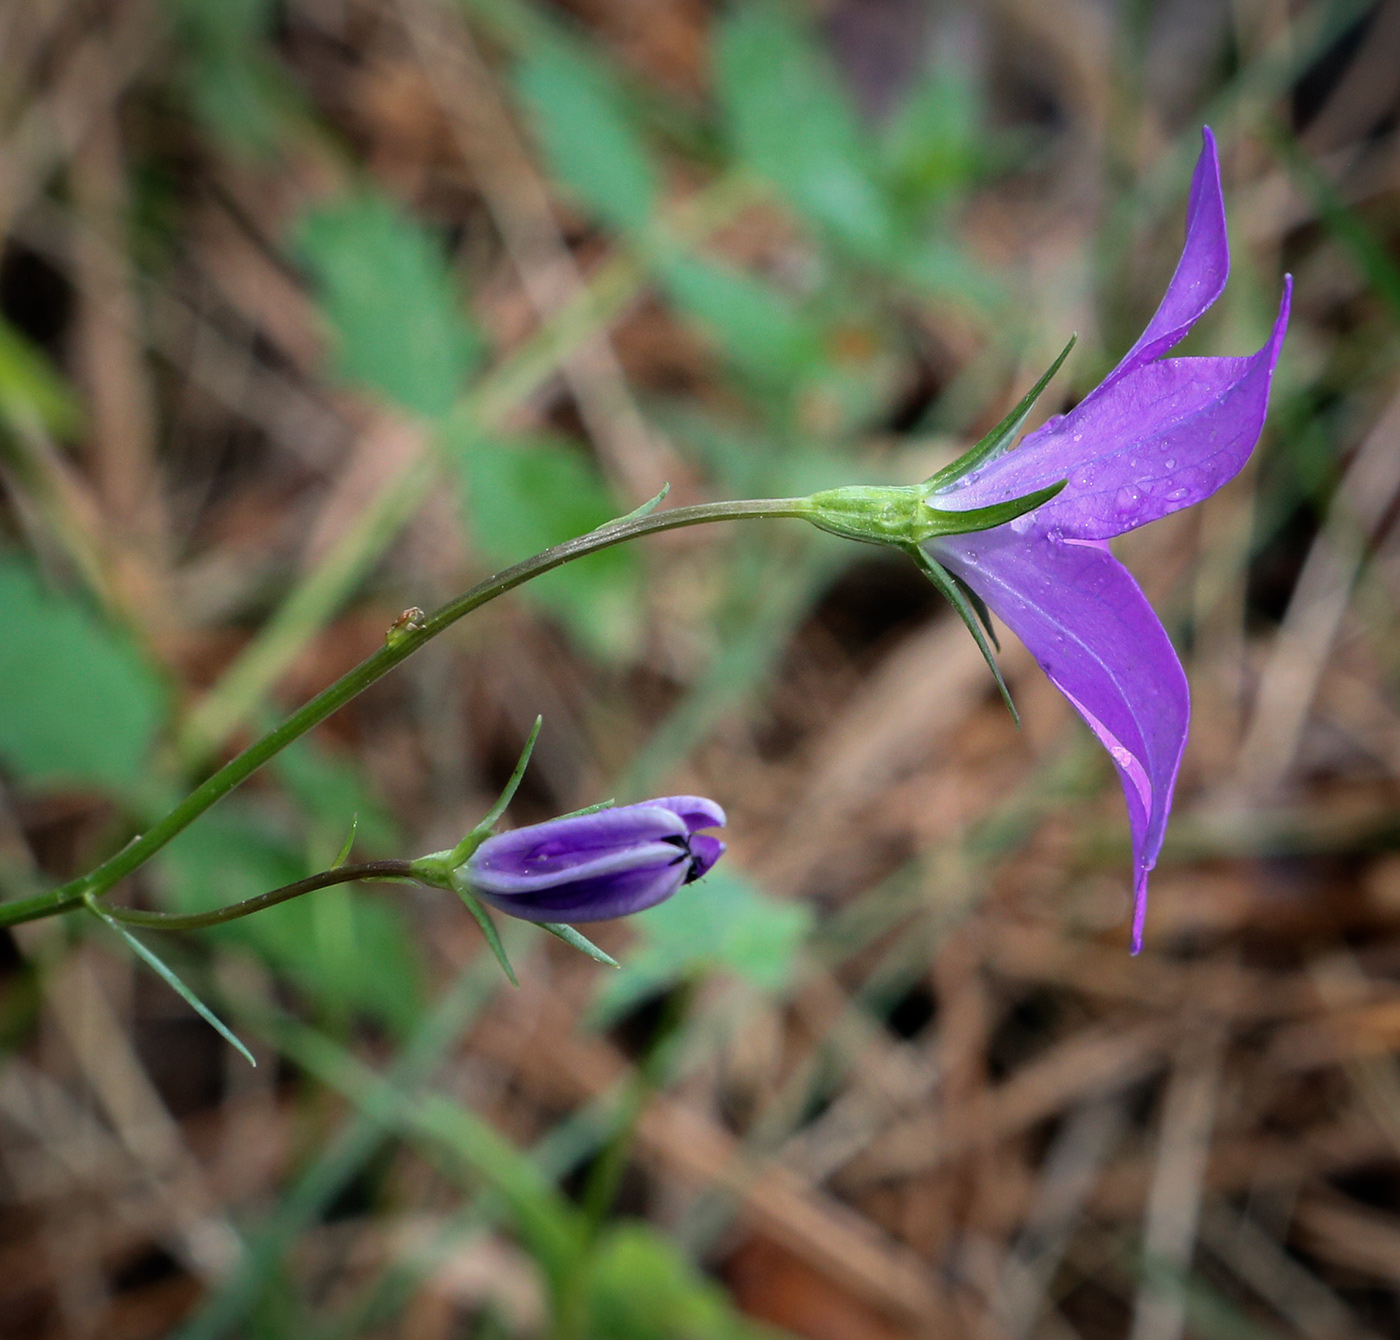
[
  {"left": 459, "top": 796, "right": 726, "bottom": 923},
  {"left": 922, "top": 128, "right": 1290, "bottom": 951}
]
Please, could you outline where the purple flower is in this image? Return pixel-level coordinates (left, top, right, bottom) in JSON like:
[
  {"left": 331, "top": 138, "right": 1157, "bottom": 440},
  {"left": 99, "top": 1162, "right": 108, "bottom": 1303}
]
[
  {"left": 460, "top": 796, "right": 726, "bottom": 923},
  {"left": 927, "top": 128, "right": 1290, "bottom": 952}
]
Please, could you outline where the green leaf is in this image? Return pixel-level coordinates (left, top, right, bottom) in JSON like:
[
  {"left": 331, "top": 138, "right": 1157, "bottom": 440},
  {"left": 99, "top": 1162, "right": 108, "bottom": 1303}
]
[
  {"left": 164, "top": 0, "right": 295, "bottom": 154},
  {"left": 155, "top": 807, "right": 422, "bottom": 1033},
  {"left": 272, "top": 736, "right": 400, "bottom": 858},
  {"left": 0, "top": 318, "right": 80, "bottom": 436},
  {"left": 587, "top": 1222, "right": 778, "bottom": 1340},
  {"left": 515, "top": 43, "right": 658, "bottom": 235},
  {"left": 878, "top": 55, "right": 981, "bottom": 209},
  {"left": 593, "top": 869, "right": 811, "bottom": 1025},
  {"left": 659, "top": 253, "right": 817, "bottom": 384},
  {"left": 445, "top": 428, "right": 641, "bottom": 659},
  {"left": 716, "top": 4, "right": 893, "bottom": 260},
  {"left": 293, "top": 190, "right": 481, "bottom": 418},
  {"left": 922, "top": 336, "right": 1076, "bottom": 493},
  {"left": 0, "top": 559, "right": 165, "bottom": 791},
  {"left": 88, "top": 901, "right": 256, "bottom": 1067}
]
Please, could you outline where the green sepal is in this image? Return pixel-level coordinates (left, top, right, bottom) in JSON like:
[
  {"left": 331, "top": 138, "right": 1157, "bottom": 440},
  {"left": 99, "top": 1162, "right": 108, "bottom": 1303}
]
[
  {"left": 85, "top": 897, "right": 257, "bottom": 1067},
  {"left": 948, "top": 570, "right": 999, "bottom": 651},
  {"left": 332, "top": 813, "right": 359, "bottom": 869},
  {"left": 540, "top": 921, "right": 620, "bottom": 968},
  {"left": 905, "top": 545, "right": 1019, "bottom": 726},
  {"left": 413, "top": 717, "right": 544, "bottom": 886},
  {"left": 919, "top": 480, "right": 1067, "bottom": 538},
  {"left": 550, "top": 799, "right": 615, "bottom": 821},
  {"left": 801, "top": 479, "right": 1065, "bottom": 549},
  {"left": 449, "top": 874, "right": 519, "bottom": 987},
  {"left": 596, "top": 483, "right": 670, "bottom": 530},
  {"left": 456, "top": 716, "right": 542, "bottom": 863},
  {"left": 922, "top": 336, "right": 1076, "bottom": 494}
]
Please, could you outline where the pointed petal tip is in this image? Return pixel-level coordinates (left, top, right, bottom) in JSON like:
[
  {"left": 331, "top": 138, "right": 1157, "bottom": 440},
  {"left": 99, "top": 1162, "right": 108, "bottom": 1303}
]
[
  {"left": 1275, "top": 274, "right": 1294, "bottom": 334},
  {"left": 1130, "top": 871, "right": 1149, "bottom": 955}
]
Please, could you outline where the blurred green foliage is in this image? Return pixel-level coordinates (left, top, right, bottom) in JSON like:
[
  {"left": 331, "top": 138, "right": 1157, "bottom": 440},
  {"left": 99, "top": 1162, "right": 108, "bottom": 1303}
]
[
  {"left": 717, "top": 5, "right": 896, "bottom": 262},
  {"left": 595, "top": 869, "right": 813, "bottom": 1026},
  {"left": 446, "top": 428, "right": 642, "bottom": 659},
  {"left": 0, "top": 319, "right": 81, "bottom": 437},
  {"left": 156, "top": 806, "right": 422, "bottom": 1034},
  {"left": 516, "top": 43, "right": 660, "bottom": 236},
  {"left": 295, "top": 190, "right": 483, "bottom": 419},
  {"left": 0, "top": 559, "right": 165, "bottom": 791},
  {"left": 164, "top": 0, "right": 296, "bottom": 154}
]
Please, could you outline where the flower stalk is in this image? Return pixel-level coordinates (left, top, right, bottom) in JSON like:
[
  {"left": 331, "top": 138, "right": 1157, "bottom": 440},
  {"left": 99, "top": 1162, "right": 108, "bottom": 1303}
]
[{"left": 0, "top": 496, "right": 808, "bottom": 932}]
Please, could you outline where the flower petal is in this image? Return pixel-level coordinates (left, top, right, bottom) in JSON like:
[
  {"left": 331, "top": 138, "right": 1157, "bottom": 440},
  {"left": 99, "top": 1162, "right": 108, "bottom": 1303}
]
[
  {"left": 467, "top": 837, "right": 688, "bottom": 898},
  {"left": 932, "top": 529, "right": 1189, "bottom": 952},
  {"left": 940, "top": 279, "right": 1290, "bottom": 540},
  {"left": 475, "top": 860, "right": 692, "bottom": 923},
  {"left": 687, "top": 833, "right": 726, "bottom": 880},
  {"left": 1095, "top": 127, "right": 1229, "bottom": 394},
  {"left": 648, "top": 795, "right": 727, "bottom": 834},
  {"left": 468, "top": 803, "right": 689, "bottom": 881}
]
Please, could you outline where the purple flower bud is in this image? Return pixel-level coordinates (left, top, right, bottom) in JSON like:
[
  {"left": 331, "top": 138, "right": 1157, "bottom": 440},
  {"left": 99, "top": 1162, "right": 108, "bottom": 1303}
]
[{"left": 459, "top": 796, "right": 726, "bottom": 923}]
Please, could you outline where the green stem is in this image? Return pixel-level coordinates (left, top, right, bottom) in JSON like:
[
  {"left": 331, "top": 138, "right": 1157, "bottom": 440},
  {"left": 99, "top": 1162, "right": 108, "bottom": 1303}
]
[
  {"left": 90, "top": 861, "right": 416, "bottom": 930},
  {"left": 0, "top": 497, "right": 811, "bottom": 930}
]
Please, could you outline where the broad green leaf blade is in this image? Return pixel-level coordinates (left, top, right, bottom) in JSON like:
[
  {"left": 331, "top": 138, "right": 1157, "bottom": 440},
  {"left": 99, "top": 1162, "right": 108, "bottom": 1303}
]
[
  {"left": 922, "top": 480, "right": 1067, "bottom": 537},
  {"left": 658, "top": 252, "right": 817, "bottom": 385},
  {"left": 541, "top": 921, "right": 619, "bottom": 968},
  {"left": 878, "top": 53, "right": 981, "bottom": 210},
  {"left": 156, "top": 807, "right": 422, "bottom": 1032},
  {"left": 516, "top": 43, "right": 658, "bottom": 235},
  {"left": 923, "top": 336, "right": 1076, "bottom": 493},
  {"left": 0, "top": 559, "right": 166, "bottom": 791},
  {"left": 88, "top": 901, "right": 257, "bottom": 1067},
  {"left": 716, "top": 3, "right": 894, "bottom": 259},
  {"left": 166, "top": 0, "right": 295, "bottom": 154},
  {"left": 294, "top": 190, "right": 481, "bottom": 418},
  {"left": 450, "top": 877, "right": 518, "bottom": 987},
  {"left": 445, "top": 429, "right": 641, "bottom": 659},
  {"left": 273, "top": 737, "right": 401, "bottom": 856},
  {"left": 908, "top": 545, "right": 1019, "bottom": 726},
  {"left": 592, "top": 869, "right": 811, "bottom": 1026}
]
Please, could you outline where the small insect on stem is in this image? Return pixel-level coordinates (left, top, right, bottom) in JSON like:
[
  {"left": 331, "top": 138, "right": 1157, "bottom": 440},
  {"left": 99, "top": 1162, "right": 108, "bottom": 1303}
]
[{"left": 385, "top": 607, "right": 427, "bottom": 647}]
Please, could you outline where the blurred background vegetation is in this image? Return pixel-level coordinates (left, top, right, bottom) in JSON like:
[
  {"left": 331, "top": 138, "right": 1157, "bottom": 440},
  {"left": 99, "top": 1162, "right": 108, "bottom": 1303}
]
[{"left": 1, "top": 0, "right": 1400, "bottom": 1336}]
